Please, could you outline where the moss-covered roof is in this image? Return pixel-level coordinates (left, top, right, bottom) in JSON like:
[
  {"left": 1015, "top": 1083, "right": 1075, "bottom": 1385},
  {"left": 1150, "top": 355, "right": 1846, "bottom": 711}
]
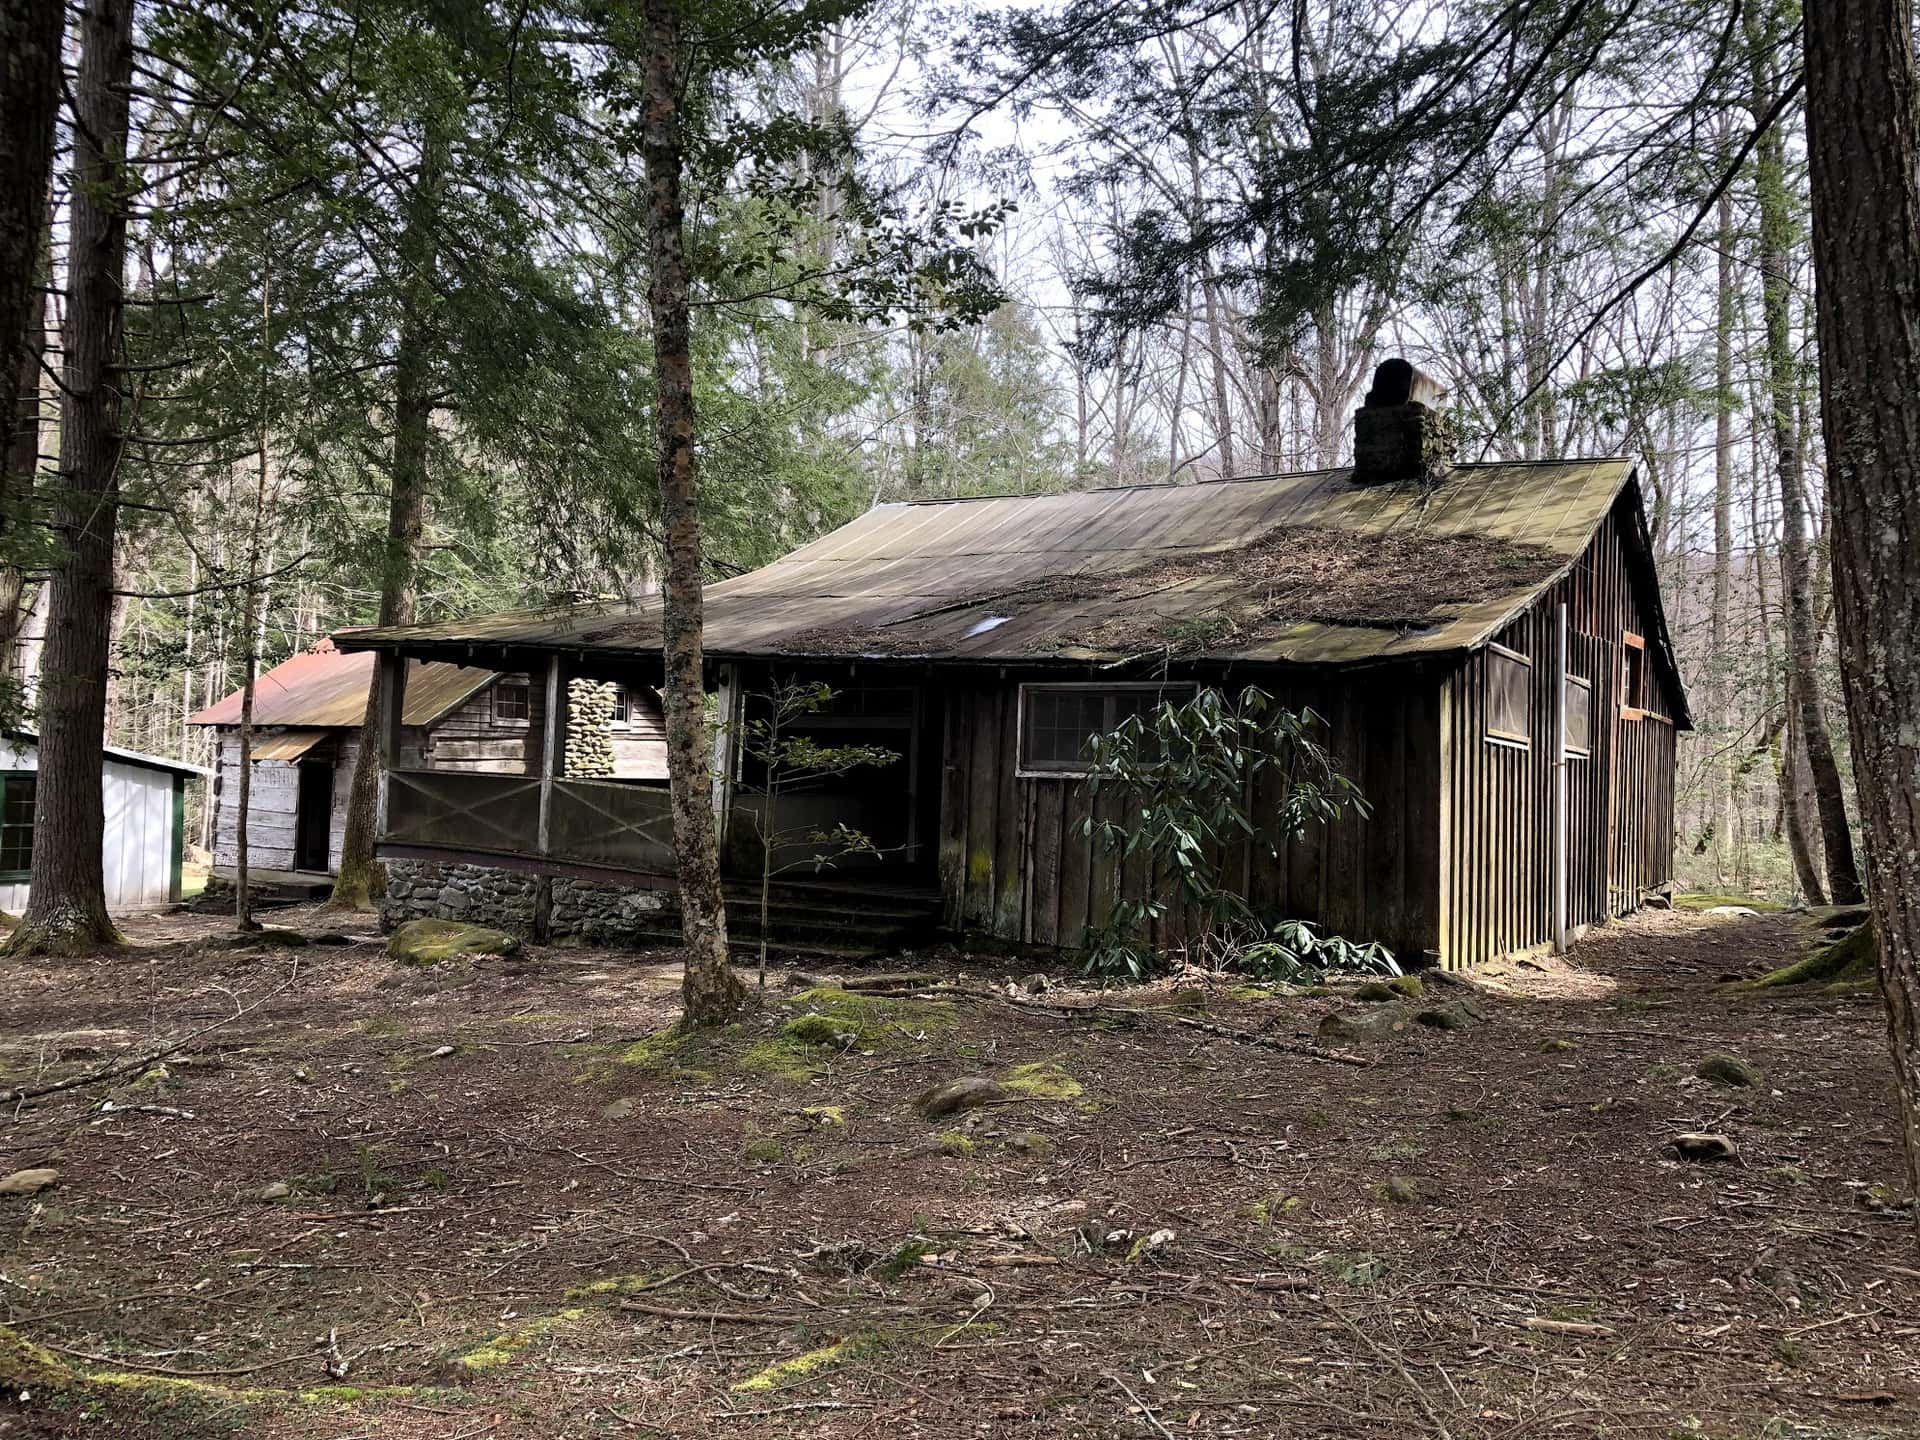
[{"left": 341, "top": 460, "right": 1679, "bottom": 702}]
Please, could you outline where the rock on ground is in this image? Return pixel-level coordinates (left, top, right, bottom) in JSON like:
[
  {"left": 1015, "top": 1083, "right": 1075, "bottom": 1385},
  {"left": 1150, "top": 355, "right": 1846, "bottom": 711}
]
[
  {"left": 1696, "top": 1053, "right": 1762, "bottom": 1087},
  {"left": 915, "top": 1077, "right": 1010, "bottom": 1118},
  {"left": 387, "top": 918, "right": 523, "bottom": 966},
  {"left": 0, "top": 1168, "right": 60, "bottom": 1197}
]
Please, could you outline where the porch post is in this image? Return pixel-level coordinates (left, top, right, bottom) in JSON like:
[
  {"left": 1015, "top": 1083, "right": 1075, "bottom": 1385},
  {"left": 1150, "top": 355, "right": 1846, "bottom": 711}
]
[
  {"left": 531, "top": 654, "right": 566, "bottom": 941},
  {"left": 374, "top": 650, "right": 407, "bottom": 839},
  {"left": 711, "top": 662, "right": 741, "bottom": 848},
  {"left": 536, "top": 653, "right": 565, "bottom": 859},
  {"left": 1552, "top": 602, "right": 1569, "bottom": 954}
]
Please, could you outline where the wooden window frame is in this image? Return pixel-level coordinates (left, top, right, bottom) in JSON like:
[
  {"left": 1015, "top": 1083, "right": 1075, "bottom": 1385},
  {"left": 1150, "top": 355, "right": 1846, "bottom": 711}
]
[
  {"left": 1564, "top": 673, "right": 1594, "bottom": 759},
  {"left": 0, "top": 770, "right": 35, "bottom": 880},
  {"left": 1620, "top": 632, "right": 1647, "bottom": 720},
  {"left": 608, "top": 685, "right": 630, "bottom": 729},
  {"left": 1014, "top": 682, "right": 1196, "bottom": 779},
  {"left": 1484, "top": 641, "right": 1533, "bottom": 750},
  {"left": 493, "top": 677, "right": 532, "bottom": 725}
]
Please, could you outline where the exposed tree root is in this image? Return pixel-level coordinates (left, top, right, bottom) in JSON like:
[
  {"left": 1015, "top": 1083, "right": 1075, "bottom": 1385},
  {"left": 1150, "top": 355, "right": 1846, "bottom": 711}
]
[
  {"left": 1740, "top": 922, "right": 1877, "bottom": 990},
  {"left": 2, "top": 902, "right": 123, "bottom": 959}
]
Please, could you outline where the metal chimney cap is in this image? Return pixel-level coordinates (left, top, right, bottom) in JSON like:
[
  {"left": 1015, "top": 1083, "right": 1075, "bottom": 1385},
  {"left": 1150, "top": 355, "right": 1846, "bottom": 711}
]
[{"left": 1364, "top": 358, "right": 1447, "bottom": 409}]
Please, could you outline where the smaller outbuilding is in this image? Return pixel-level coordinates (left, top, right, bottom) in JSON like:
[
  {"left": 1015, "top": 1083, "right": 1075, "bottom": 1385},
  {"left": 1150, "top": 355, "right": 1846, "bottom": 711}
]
[
  {"left": 189, "top": 637, "right": 668, "bottom": 878},
  {"left": 0, "top": 733, "right": 210, "bottom": 914}
]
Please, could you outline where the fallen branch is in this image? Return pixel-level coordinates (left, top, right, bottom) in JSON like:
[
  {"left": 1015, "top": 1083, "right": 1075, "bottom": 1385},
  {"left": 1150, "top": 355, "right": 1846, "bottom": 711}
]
[
  {"left": 1, "top": 963, "right": 299, "bottom": 1108},
  {"left": 963, "top": 987, "right": 1373, "bottom": 1067},
  {"left": 618, "top": 1300, "right": 803, "bottom": 1325},
  {"left": 1523, "top": 1316, "right": 1618, "bottom": 1339}
]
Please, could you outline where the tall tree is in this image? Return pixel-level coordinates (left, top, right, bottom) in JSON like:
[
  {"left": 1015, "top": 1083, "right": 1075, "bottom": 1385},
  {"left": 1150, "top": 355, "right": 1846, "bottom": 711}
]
[
  {"left": 6, "top": 0, "right": 135, "bottom": 955},
  {"left": 638, "top": 0, "right": 747, "bottom": 1024},
  {"left": 0, "top": 0, "right": 62, "bottom": 458},
  {"left": 1803, "top": 0, "right": 1920, "bottom": 1236},
  {"left": 1745, "top": 0, "right": 1863, "bottom": 906},
  {"left": 329, "top": 124, "right": 445, "bottom": 912}
]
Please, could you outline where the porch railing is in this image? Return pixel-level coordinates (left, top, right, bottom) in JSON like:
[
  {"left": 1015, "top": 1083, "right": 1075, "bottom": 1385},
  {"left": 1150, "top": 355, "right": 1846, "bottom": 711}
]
[{"left": 381, "top": 768, "right": 677, "bottom": 874}]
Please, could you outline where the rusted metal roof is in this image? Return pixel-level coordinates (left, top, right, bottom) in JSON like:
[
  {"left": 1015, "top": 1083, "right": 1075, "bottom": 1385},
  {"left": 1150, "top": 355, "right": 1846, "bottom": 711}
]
[
  {"left": 338, "top": 460, "right": 1649, "bottom": 672},
  {"left": 188, "top": 640, "right": 495, "bottom": 729},
  {"left": 247, "top": 729, "right": 332, "bottom": 761}
]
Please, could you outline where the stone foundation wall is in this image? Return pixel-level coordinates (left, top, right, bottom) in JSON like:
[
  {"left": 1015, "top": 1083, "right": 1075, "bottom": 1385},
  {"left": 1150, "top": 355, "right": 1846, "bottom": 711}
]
[{"left": 382, "top": 857, "right": 672, "bottom": 944}]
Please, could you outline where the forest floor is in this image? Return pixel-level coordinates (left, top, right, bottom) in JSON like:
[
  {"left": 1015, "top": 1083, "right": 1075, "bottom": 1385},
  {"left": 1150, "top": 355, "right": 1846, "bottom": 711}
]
[{"left": 1, "top": 904, "right": 1917, "bottom": 1439}]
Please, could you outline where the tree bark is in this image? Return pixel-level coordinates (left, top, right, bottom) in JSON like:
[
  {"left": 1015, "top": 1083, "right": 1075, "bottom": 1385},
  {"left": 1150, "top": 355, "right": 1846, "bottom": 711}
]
[
  {"left": 5, "top": 0, "right": 133, "bottom": 956},
  {"left": 1747, "top": 16, "right": 1865, "bottom": 908},
  {"left": 1, "top": 0, "right": 62, "bottom": 469},
  {"left": 1804, "top": 0, "right": 1920, "bottom": 1238},
  {"left": 1, "top": 215, "right": 47, "bottom": 679},
  {"left": 638, "top": 0, "right": 744, "bottom": 1025},
  {"left": 327, "top": 127, "right": 444, "bottom": 912}
]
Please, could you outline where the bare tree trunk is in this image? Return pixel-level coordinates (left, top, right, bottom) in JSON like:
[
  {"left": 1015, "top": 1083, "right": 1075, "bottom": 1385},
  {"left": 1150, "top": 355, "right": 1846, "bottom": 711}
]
[
  {"left": 1749, "top": 17, "right": 1865, "bottom": 907},
  {"left": 6, "top": 0, "right": 133, "bottom": 956},
  {"left": 1781, "top": 704, "right": 1828, "bottom": 905},
  {"left": 328, "top": 128, "right": 444, "bottom": 912},
  {"left": 1804, "top": 0, "right": 1920, "bottom": 1237},
  {"left": 1712, "top": 179, "right": 1737, "bottom": 881},
  {"left": 639, "top": 0, "right": 743, "bottom": 1025}
]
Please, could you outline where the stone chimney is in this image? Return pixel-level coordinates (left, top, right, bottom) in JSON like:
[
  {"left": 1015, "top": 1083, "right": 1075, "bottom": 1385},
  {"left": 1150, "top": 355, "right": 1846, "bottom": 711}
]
[{"left": 1352, "top": 358, "right": 1455, "bottom": 486}]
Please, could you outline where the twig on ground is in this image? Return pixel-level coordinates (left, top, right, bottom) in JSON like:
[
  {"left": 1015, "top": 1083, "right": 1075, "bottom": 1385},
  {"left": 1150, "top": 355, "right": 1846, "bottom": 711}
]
[
  {"left": 964, "top": 987, "right": 1373, "bottom": 1067},
  {"left": 1110, "top": 1372, "right": 1177, "bottom": 1440},
  {"left": 1, "top": 962, "right": 300, "bottom": 1108}
]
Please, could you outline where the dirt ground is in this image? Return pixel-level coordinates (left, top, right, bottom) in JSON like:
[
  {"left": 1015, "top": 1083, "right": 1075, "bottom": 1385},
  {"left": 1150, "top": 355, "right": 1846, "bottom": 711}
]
[{"left": 2, "top": 904, "right": 1916, "bottom": 1439}]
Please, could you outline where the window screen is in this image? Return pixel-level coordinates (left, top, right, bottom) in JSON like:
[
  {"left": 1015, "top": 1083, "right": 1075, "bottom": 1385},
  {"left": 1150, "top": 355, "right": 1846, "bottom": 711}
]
[
  {"left": 1018, "top": 686, "right": 1188, "bottom": 775},
  {"left": 0, "top": 774, "right": 35, "bottom": 874},
  {"left": 494, "top": 679, "right": 531, "bottom": 723},
  {"left": 1565, "top": 674, "right": 1593, "bottom": 756},
  {"left": 1487, "top": 648, "right": 1531, "bottom": 744}
]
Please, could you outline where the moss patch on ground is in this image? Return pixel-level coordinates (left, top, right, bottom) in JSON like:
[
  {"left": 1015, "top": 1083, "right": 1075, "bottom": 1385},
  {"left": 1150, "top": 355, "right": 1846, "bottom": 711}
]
[
  {"left": 456, "top": 1309, "right": 587, "bottom": 1372},
  {"left": 740, "top": 988, "right": 955, "bottom": 1080},
  {"left": 1001, "top": 1059, "right": 1083, "bottom": 1101},
  {"left": 731, "top": 1331, "right": 884, "bottom": 1393}
]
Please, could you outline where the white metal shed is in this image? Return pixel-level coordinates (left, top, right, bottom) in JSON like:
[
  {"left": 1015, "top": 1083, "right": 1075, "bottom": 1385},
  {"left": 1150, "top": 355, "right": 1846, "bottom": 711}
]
[{"left": 0, "top": 734, "right": 212, "bottom": 914}]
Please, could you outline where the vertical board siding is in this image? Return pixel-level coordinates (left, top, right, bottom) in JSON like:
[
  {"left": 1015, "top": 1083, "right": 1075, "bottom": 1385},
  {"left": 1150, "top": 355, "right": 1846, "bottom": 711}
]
[
  {"left": 1439, "top": 498, "right": 1680, "bottom": 968},
  {"left": 939, "top": 669, "right": 1444, "bottom": 962}
]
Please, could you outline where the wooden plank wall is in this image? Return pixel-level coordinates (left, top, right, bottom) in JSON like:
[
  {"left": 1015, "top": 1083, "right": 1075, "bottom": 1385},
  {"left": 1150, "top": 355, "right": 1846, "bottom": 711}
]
[
  {"left": 937, "top": 667, "right": 1445, "bottom": 963},
  {"left": 1439, "top": 497, "right": 1680, "bottom": 967}
]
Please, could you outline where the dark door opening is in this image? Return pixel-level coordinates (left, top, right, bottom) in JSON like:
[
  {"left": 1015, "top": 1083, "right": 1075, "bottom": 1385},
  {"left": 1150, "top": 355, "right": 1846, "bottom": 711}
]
[{"left": 295, "top": 761, "right": 333, "bottom": 872}]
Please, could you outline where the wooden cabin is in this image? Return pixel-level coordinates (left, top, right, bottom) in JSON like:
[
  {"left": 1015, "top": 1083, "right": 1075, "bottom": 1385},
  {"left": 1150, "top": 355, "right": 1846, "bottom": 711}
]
[
  {"left": 189, "top": 638, "right": 667, "bottom": 878},
  {"left": 337, "top": 362, "right": 1687, "bottom": 967}
]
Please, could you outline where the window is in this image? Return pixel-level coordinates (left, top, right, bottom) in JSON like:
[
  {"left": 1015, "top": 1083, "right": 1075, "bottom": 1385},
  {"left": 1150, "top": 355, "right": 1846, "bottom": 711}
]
[
  {"left": 610, "top": 686, "right": 630, "bottom": 725},
  {"left": 1017, "top": 684, "right": 1191, "bottom": 777},
  {"left": 0, "top": 774, "right": 34, "bottom": 875},
  {"left": 494, "top": 678, "right": 531, "bottom": 723},
  {"left": 1621, "top": 635, "right": 1646, "bottom": 716},
  {"left": 1486, "top": 644, "right": 1532, "bottom": 745},
  {"left": 1565, "top": 674, "right": 1593, "bottom": 757}
]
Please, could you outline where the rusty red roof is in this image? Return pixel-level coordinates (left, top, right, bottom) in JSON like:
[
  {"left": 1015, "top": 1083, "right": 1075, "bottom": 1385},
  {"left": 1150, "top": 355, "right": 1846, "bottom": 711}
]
[{"left": 188, "top": 638, "right": 495, "bottom": 729}]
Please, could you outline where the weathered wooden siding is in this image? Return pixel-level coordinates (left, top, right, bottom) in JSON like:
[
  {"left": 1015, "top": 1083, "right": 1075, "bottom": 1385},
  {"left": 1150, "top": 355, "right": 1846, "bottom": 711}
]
[
  {"left": 1438, "top": 497, "right": 1680, "bottom": 967},
  {"left": 936, "top": 668, "right": 1445, "bottom": 963},
  {"left": 610, "top": 686, "right": 669, "bottom": 778},
  {"left": 212, "top": 730, "right": 362, "bottom": 872},
  {"left": 423, "top": 675, "right": 544, "bottom": 773}
]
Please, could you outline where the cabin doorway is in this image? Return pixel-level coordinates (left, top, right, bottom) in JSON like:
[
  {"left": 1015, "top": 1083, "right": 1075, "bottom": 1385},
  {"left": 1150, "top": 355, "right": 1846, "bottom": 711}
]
[{"left": 295, "top": 760, "right": 333, "bottom": 872}]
